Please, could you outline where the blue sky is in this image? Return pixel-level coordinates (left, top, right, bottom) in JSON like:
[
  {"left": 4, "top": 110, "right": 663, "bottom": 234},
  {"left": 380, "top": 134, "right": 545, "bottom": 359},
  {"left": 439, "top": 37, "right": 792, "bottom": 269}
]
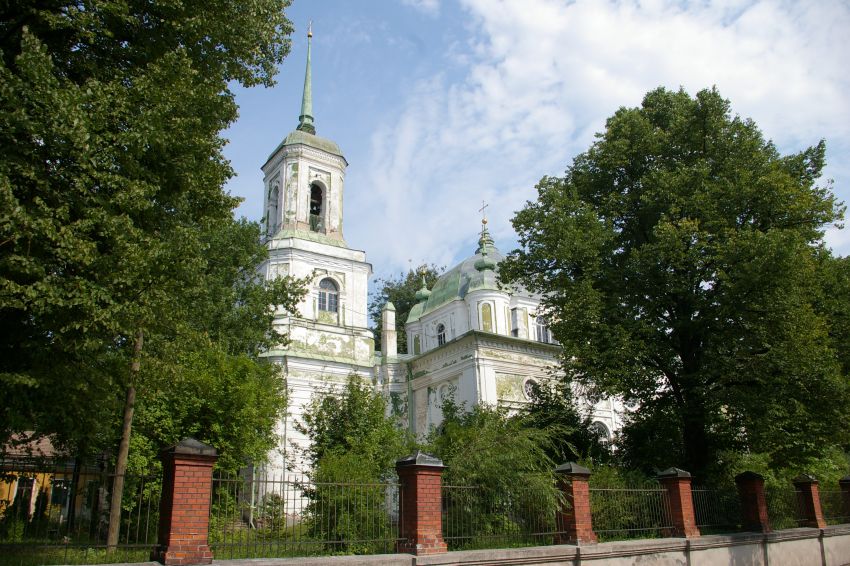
[{"left": 224, "top": 0, "right": 850, "bottom": 280}]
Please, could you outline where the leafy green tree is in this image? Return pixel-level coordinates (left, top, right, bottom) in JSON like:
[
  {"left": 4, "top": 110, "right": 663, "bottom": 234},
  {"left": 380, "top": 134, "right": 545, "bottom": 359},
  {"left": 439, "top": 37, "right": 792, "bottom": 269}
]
[
  {"left": 298, "top": 376, "right": 412, "bottom": 476},
  {"left": 369, "top": 265, "right": 442, "bottom": 353},
  {"left": 0, "top": 0, "right": 295, "bottom": 545},
  {"left": 425, "top": 400, "right": 561, "bottom": 549},
  {"left": 296, "top": 376, "right": 412, "bottom": 553},
  {"left": 817, "top": 254, "right": 850, "bottom": 379},
  {"left": 500, "top": 87, "right": 850, "bottom": 480},
  {"left": 519, "top": 379, "right": 609, "bottom": 465}
]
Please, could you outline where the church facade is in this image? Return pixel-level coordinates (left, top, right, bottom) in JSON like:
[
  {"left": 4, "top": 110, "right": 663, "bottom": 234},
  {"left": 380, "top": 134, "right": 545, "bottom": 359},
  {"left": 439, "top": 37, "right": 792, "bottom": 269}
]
[{"left": 259, "top": 32, "right": 621, "bottom": 476}]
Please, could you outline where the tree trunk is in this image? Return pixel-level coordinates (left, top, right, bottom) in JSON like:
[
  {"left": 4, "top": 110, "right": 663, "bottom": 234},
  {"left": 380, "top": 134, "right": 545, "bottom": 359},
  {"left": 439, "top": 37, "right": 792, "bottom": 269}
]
[
  {"left": 66, "top": 453, "right": 82, "bottom": 534},
  {"left": 106, "top": 329, "right": 143, "bottom": 551},
  {"left": 681, "top": 407, "right": 710, "bottom": 479}
]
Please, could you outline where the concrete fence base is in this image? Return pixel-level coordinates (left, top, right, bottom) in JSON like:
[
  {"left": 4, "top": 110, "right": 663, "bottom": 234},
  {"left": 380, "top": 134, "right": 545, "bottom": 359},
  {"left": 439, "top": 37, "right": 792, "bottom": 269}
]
[{"left": 118, "top": 525, "right": 850, "bottom": 566}]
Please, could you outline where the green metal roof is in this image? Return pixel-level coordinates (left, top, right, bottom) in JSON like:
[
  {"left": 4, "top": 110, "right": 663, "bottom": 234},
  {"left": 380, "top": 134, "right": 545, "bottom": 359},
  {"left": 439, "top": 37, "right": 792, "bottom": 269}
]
[
  {"left": 407, "top": 240, "right": 503, "bottom": 322},
  {"left": 265, "top": 129, "right": 345, "bottom": 165}
]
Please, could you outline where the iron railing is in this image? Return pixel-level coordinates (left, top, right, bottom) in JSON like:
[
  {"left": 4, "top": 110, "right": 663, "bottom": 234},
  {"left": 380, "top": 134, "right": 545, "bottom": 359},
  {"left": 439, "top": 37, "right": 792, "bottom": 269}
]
[
  {"left": 765, "top": 488, "right": 803, "bottom": 530},
  {"left": 441, "top": 482, "right": 562, "bottom": 551},
  {"left": 590, "top": 488, "right": 673, "bottom": 541},
  {"left": 0, "top": 470, "right": 160, "bottom": 565},
  {"left": 209, "top": 471, "right": 400, "bottom": 559},
  {"left": 820, "top": 490, "right": 849, "bottom": 526},
  {"left": 692, "top": 487, "right": 741, "bottom": 534}
]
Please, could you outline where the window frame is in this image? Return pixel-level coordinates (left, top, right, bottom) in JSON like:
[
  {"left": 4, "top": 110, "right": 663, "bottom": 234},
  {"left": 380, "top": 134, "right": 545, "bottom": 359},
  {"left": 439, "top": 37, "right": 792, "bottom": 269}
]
[
  {"left": 318, "top": 278, "right": 339, "bottom": 313},
  {"left": 535, "top": 316, "right": 550, "bottom": 343}
]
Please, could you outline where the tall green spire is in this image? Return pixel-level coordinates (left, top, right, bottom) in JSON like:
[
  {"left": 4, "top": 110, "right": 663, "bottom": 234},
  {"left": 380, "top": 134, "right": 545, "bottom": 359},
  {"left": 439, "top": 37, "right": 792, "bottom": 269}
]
[{"left": 297, "top": 22, "right": 315, "bottom": 135}]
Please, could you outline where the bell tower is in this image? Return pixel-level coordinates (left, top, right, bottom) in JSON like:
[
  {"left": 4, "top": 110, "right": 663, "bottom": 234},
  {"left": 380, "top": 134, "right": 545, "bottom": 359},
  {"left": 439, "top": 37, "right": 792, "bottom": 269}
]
[
  {"left": 262, "top": 24, "right": 346, "bottom": 243},
  {"left": 260, "top": 24, "right": 374, "bottom": 476}
]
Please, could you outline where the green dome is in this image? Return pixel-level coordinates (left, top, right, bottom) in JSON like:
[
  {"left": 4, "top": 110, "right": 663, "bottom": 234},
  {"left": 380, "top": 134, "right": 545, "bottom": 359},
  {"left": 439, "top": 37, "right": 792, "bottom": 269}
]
[
  {"left": 407, "top": 239, "right": 503, "bottom": 323},
  {"left": 414, "top": 285, "right": 432, "bottom": 303},
  {"left": 474, "top": 251, "right": 497, "bottom": 272},
  {"left": 265, "top": 129, "right": 345, "bottom": 165}
]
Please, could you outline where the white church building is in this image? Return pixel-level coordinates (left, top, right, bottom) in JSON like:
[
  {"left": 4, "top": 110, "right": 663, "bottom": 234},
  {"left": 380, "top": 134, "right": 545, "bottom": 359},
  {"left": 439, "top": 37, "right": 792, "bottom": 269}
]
[{"left": 259, "top": 31, "right": 621, "bottom": 476}]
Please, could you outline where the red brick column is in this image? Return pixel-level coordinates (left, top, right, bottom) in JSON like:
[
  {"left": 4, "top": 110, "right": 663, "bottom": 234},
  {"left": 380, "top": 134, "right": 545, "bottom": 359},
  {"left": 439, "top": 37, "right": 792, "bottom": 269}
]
[
  {"left": 554, "top": 462, "right": 597, "bottom": 545},
  {"left": 840, "top": 476, "right": 850, "bottom": 521},
  {"left": 793, "top": 474, "right": 826, "bottom": 529},
  {"left": 735, "top": 471, "right": 771, "bottom": 533},
  {"left": 152, "top": 438, "right": 217, "bottom": 565},
  {"left": 657, "top": 468, "right": 700, "bottom": 538},
  {"left": 396, "top": 451, "right": 447, "bottom": 555}
]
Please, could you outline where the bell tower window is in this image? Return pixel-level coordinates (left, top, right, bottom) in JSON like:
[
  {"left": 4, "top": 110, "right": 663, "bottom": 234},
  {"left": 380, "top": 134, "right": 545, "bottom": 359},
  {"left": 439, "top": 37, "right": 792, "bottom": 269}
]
[
  {"left": 267, "top": 182, "right": 279, "bottom": 236},
  {"left": 318, "top": 278, "right": 338, "bottom": 313},
  {"left": 309, "top": 183, "right": 324, "bottom": 232}
]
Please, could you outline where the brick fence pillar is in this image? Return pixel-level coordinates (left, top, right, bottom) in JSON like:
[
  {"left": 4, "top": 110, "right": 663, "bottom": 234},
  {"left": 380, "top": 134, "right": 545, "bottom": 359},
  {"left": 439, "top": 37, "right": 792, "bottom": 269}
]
[
  {"left": 657, "top": 467, "right": 700, "bottom": 538},
  {"left": 152, "top": 438, "right": 217, "bottom": 565},
  {"left": 735, "top": 471, "right": 771, "bottom": 533},
  {"left": 396, "top": 451, "right": 447, "bottom": 555},
  {"left": 554, "top": 462, "right": 597, "bottom": 545},
  {"left": 793, "top": 474, "right": 826, "bottom": 529},
  {"left": 840, "top": 476, "right": 850, "bottom": 521}
]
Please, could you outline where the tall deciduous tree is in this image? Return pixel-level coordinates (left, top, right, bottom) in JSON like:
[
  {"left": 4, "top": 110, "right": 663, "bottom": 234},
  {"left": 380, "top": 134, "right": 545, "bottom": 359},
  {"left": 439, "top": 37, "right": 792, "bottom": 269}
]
[
  {"left": 0, "top": 0, "right": 295, "bottom": 545},
  {"left": 500, "top": 87, "right": 849, "bottom": 479}
]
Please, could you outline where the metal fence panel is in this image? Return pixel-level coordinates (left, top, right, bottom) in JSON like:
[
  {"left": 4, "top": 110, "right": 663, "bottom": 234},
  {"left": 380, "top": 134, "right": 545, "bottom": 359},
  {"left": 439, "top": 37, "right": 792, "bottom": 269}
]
[
  {"left": 209, "top": 471, "right": 400, "bottom": 559},
  {"left": 0, "top": 469, "right": 160, "bottom": 565},
  {"left": 441, "top": 482, "right": 562, "bottom": 551},
  {"left": 765, "top": 488, "right": 803, "bottom": 530},
  {"left": 589, "top": 488, "right": 673, "bottom": 541},
  {"left": 691, "top": 488, "right": 741, "bottom": 534},
  {"left": 820, "top": 490, "right": 849, "bottom": 526}
]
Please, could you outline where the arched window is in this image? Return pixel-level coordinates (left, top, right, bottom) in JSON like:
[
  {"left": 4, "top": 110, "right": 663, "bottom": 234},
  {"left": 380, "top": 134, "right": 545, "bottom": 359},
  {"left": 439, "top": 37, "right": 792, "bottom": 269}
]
[
  {"left": 267, "top": 182, "right": 279, "bottom": 236},
  {"left": 318, "top": 278, "right": 338, "bottom": 313},
  {"left": 591, "top": 421, "right": 611, "bottom": 449},
  {"left": 481, "top": 303, "right": 493, "bottom": 333},
  {"left": 535, "top": 316, "right": 550, "bottom": 343},
  {"left": 436, "top": 323, "right": 446, "bottom": 346},
  {"left": 309, "top": 183, "right": 323, "bottom": 232}
]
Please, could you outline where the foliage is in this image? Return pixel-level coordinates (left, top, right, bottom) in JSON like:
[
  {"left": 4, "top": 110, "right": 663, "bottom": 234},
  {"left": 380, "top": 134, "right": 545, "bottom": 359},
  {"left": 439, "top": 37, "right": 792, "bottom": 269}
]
[
  {"left": 296, "top": 376, "right": 413, "bottom": 553},
  {"left": 425, "top": 400, "right": 561, "bottom": 549},
  {"left": 500, "top": 86, "right": 850, "bottom": 481},
  {"left": 519, "top": 378, "right": 609, "bottom": 465},
  {"left": 579, "top": 461, "right": 667, "bottom": 542},
  {"left": 129, "top": 348, "right": 290, "bottom": 475},
  {"left": 0, "top": 0, "right": 299, "bottom": 468},
  {"left": 816, "top": 254, "right": 850, "bottom": 380},
  {"left": 369, "top": 265, "right": 442, "bottom": 353},
  {"left": 0, "top": 3, "right": 297, "bottom": 544},
  {"left": 297, "top": 376, "right": 413, "bottom": 475},
  {"left": 124, "top": 218, "right": 305, "bottom": 474}
]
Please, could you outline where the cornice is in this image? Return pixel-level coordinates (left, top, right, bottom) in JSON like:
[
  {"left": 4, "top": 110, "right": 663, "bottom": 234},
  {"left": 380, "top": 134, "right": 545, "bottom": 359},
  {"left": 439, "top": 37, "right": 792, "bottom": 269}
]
[{"left": 264, "top": 143, "right": 348, "bottom": 174}]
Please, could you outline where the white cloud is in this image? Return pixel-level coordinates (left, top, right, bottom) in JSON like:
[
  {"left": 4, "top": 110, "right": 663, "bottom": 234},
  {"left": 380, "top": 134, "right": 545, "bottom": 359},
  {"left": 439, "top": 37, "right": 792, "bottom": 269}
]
[
  {"left": 348, "top": 0, "right": 850, "bottom": 275},
  {"left": 402, "top": 0, "right": 441, "bottom": 17}
]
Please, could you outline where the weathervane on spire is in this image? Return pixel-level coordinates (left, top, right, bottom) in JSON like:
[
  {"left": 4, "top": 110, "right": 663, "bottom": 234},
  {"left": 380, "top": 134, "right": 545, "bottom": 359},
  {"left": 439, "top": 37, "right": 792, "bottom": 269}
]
[{"left": 307, "top": 20, "right": 313, "bottom": 38}]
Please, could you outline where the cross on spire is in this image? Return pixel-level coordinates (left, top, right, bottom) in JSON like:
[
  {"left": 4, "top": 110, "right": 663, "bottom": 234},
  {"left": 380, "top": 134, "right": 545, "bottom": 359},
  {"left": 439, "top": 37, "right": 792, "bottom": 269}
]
[
  {"left": 476, "top": 200, "right": 494, "bottom": 254},
  {"left": 479, "top": 200, "right": 489, "bottom": 225}
]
